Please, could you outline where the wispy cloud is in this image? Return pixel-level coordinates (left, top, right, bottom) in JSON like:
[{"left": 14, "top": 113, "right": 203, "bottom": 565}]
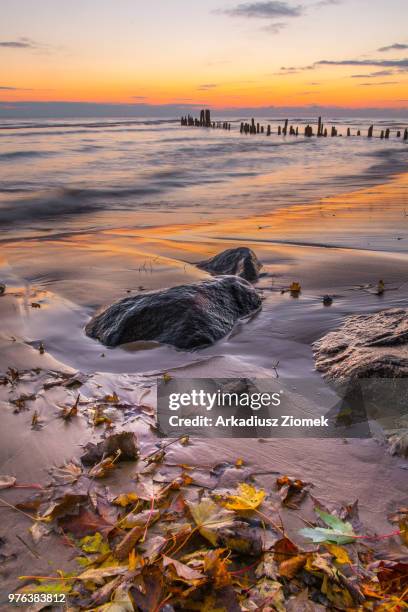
[
  {"left": 0, "top": 37, "right": 40, "bottom": 49},
  {"left": 378, "top": 43, "right": 408, "bottom": 52},
  {"left": 316, "top": 58, "right": 408, "bottom": 68},
  {"left": 359, "top": 81, "right": 400, "bottom": 86},
  {"left": 197, "top": 83, "right": 218, "bottom": 91},
  {"left": 314, "top": 0, "right": 341, "bottom": 6},
  {"left": 350, "top": 70, "right": 396, "bottom": 78},
  {"left": 220, "top": 1, "right": 303, "bottom": 19},
  {"left": 0, "top": 85, "right": 32, "bottom": 91}
]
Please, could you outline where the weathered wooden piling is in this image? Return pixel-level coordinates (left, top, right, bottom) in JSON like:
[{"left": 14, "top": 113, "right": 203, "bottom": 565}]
[
  {"left": 267, "top": 125, "right": 271, "bottom": 136},
  {"left": 331, "top": 126, "right": 337, "bottom": 137},
  {"left": 368, "top": 125, "right": 374, "bottom": 138},
  {"left": 397, "top": 131, "right": 401, "bottom": 138},
  {"left": 385, "top": 128, "right": 390, "bottom": 139},
  {"left": 283, "top": 119, "right": 288, "bottom": 136},
  {"left": 404, "top": 128, "right": 408, "bottom": 140},
  {"left": 347, "top": 128, "right": 351, "bottom": 137},
  {"left": 380, "top": 130, "right": 384, "bottom": 139},
  {"left": 357, "top": 130, "right": 361, "bottom": 136}
]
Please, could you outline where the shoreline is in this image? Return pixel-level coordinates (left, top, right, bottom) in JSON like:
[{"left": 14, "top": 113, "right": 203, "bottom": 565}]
[{"left": 0, "top": 169, "right": 408, "bottom": 599}]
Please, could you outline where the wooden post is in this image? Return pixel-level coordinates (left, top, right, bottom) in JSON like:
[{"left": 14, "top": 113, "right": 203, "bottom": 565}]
[
  {"left": 317, "top": 116, "right": 322, "bottom": 136},
  {"left": 397, "top": 130, "right": 401, "bottom": 138},
  {"left": 278, "top": 125, "right": 281, "bottom": 136},
  {"left": 357, "top": 130, "right": 361, "bottom": 136},
  {"left": 267, "top": 125, "right": 271, "bottom": 136},
  {"left": 257, "top": 122, "right": 260, "bottom": 134},
  {"left": 324, "top": 128, "right": 327, "bottom": 137},
  {"left": 331, "top": 126, "right": 337, "bottom": 137},
  {"left": 205, "top": 109, "right": 211, "bottom": 127},
  {"left": 283, "top": 119, "right": 288, "bottom": 136},
  {"left": 404, "top": 128, "right": 408, "bottom": 140},
  {"left": 347, "top": 128, "right": 351, "bottom": 137},
  {"left": 380, "top": 130, "right": 384, "bottom": 139},
  {"left": 296, "top": 126, "right": 299, "bottom": 136},
  {"left": 368, "top": 125, "right": 373, "bottom": 138},
  {"left": 385, "top": 128, "right": 390, "bottom": 139}
]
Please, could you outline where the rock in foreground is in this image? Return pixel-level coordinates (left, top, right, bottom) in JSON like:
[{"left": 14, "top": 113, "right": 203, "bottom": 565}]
[
  {"left": 313, "top": 308, "right": 408, "bottom": 379},
  {"left": 197, "top": 247, "right": 262, "bottom": 282},
  {"left": 85, "top": 277, "right": 261, "bottom": 350}
]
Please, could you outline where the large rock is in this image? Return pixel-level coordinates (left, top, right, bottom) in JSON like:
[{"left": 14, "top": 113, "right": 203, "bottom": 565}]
[
  {"left": 313, "top": 308, "right": 408, "bottom": 379},
  {"left": 85, "top": 276, "right": 261, "bottom": 350},
  {"left": 196, "top": 247, "right": 262, "bottom": 282}
]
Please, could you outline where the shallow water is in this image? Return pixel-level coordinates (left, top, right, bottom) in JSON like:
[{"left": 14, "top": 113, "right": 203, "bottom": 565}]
[
  {"left": 1, "top": 116, "right": 408, "bottom": 237},
  {"left": 0, "top": 117, "right": 408, "bottom": 579}
]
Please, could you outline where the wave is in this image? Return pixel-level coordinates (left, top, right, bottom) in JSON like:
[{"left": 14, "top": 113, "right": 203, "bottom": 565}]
[{"left": 0, "top": 150, "right": 53, "bottom": 161}]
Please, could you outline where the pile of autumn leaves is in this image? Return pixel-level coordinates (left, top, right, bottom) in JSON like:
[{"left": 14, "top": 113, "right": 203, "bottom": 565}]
[{"left": 19, "top": 449, "right": 408, "bottom": 612}]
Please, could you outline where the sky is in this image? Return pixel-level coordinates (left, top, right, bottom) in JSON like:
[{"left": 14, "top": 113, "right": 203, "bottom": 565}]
[{"left": 1, "top": 0, "right": 408, "bottom": 115}]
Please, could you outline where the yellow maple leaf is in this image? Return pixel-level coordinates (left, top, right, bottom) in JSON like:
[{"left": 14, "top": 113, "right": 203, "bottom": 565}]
[
  {"left": 224, "top": 483, "right": 266, "bottom": 511},
  {"left": 325, "top": 543, "right": 351, "bottom": 565}
]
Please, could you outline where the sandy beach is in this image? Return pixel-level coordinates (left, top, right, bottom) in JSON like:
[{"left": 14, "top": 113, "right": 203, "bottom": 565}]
[{"left": 1, "top": 161, "right": 408, "bottom": 598}]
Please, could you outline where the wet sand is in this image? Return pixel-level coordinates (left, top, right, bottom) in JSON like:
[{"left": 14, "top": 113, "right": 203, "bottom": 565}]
[{"left": 0, "top": 173, "right": 408, "bottom": 597}]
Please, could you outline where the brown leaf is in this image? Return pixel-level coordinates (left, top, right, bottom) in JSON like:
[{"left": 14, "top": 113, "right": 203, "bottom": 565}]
[
  {"left": 274, "top": 537, "right": 299, "bottom": 565},
  {"left": 58, "top": 507, "right": 114, "bottom": 537},
  {"left": 279, "top": 554, "right": 308, "bottom": 578},
  {"left": 39, "top": 493, "right": 87, "bottom": 521},
  {"left": 163, "top": 555, "right": 205, "bottom": 583},
  {"left": 81, "top": 431, "right": 139, "bottom": 465},
  {"left": 114, "top": 525, "right": 144, "bottom": 561}
]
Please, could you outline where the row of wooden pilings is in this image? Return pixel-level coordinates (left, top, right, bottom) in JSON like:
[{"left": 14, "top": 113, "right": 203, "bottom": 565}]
[
  {"left": 180, "top": 110, "right": 231, "bottom": 130},
  {"left": 181, "top": 110, "right": 408, "bottom": 140}
]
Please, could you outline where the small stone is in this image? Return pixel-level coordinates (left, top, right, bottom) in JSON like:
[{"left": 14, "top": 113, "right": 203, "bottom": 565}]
[
  {"left": 0, "top": 283, "right": 5, "bottom": 296},
  {"left": 322, "top": 295, "right": 333, "bottom": 306}
]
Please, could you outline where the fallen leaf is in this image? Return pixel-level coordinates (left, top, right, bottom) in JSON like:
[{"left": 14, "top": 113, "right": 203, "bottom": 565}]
[
  {"left": 325, "top": 543, "right": 352, "bottom": 565},
  {"left": 188, "top": 499, "right": 235, "bottom": 546},
  {"left": 163, "top": 555, "right": 205, "bottom": 583},
  {"left": 114, "top": 525, "right": 144, "bottom": 561},
  {"left": 279, "top": 554, "right": 308, "bottom": 578},
  {"left": 81, "top": 431, "right": 139, "bottom": 465},
  {"left": 58, "top": 507, "right": 114, "bottom": 537},
  {"left": 113, "top": 492, "right": 139, "bottom": 508},
  {"left": 299, "top": 508, "right": 357, "bottom": 544},
  {"left": 224, "top": 483, "right": 265, "bottom": 511}
]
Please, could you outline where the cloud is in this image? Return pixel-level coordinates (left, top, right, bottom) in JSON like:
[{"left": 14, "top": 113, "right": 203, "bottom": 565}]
[
  {"left": 358, "top": 81, "right": 400, "bottom": 87},
  {"left": 0, "top": 85, "right": 32, "bottom": 91},
  {"left": 314, "top": 0, "right": 341, "bottom": 6},
  {"left": 262, "top": 21, "right": 287, "bottom": 33},
  {"left": 378, "top": 43, "right": 408, "bottom": 52},
  {"left": 131, "top": 95, "right": 147, "bottom": 100},
  {"left": 316, "top": 58, "right": 408, "bottom": 68},
  {"left": 0, "top": 37, "right": 40, "bottom": 49},
  {"left": 197, "top": 83, "right": 218, "bottom": 91},
  {"left": 350, "top": 70, "right": 395, "bottom": 78},
  {"left": 220, "top": 1, "right": 303, "bottom": 19}
]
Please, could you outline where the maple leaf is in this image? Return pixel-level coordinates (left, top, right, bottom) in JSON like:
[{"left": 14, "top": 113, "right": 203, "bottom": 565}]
[
  {"left": 224, "top": 483, "right": 265, "bottom": 511},
  {"left": 163, "top": 555, "right": 206, "bottom": 584},
  {"left": 299, "top": 508, "right": 357, "bottom": 544},
  {"left": 188, "top": 499, "right": 234, "bottom": 546}
]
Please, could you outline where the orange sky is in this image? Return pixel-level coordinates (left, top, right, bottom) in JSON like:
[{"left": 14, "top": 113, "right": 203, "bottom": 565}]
[{"left": 1, "top": 0, "right": 407, "bottom": 109}]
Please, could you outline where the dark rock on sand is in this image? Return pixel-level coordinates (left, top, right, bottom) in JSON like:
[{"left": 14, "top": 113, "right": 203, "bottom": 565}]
[
  {"left": 313, "top": 308, "right": 408, "bottom": 378},
  {"left": 197, "top": 247, "right": 262, "bottom": 282},
  {"left": 85, "top": 276, "right": 261, "bottom": 350},
  {"left": 81, "top": 431, "right": 139, "bottom": 465},
  {"left": 0, "top": 283, "right": 5, "bottom": 296}
]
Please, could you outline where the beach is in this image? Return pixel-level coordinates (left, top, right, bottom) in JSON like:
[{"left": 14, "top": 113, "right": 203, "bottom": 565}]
[{"left": 1, "top": 117, "right": 408, "bottom": 602}]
